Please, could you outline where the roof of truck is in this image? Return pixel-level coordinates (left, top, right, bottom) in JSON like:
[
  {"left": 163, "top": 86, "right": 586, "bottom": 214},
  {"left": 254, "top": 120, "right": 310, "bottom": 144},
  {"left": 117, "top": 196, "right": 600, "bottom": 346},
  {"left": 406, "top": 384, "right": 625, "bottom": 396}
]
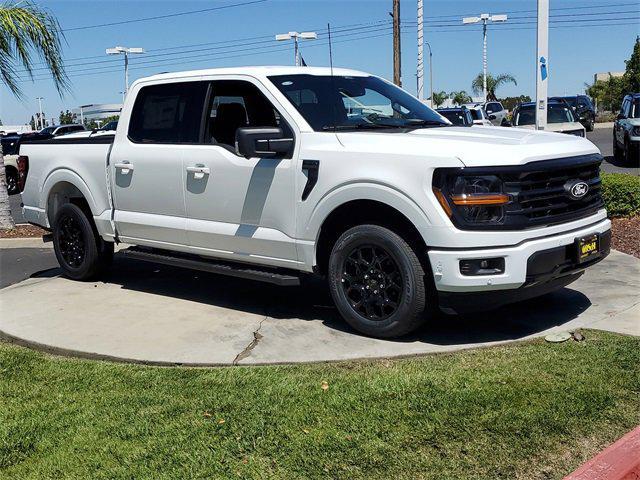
[{"left": 138, "top": 66, "right": 370, "bottom": 83}]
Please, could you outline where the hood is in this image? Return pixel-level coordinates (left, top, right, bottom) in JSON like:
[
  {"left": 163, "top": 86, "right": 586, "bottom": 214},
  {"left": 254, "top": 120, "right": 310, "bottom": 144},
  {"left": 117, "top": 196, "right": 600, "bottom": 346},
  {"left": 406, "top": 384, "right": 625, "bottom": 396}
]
[
  {"left": 626, "top": 118, "right": 640, "bottom": 127},
  {"left": 335, "top": 125, "right": 599, "bottom": 167},
  {"left": 516, "top": 122, "right": 585, "bottom": 133}
]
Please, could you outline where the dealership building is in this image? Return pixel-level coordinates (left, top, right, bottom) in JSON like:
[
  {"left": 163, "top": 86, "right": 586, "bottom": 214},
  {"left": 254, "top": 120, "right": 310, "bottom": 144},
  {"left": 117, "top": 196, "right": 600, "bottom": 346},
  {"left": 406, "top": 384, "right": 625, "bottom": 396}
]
[{"left": 72, "top": 103, "right": 123, "bottom": 123}]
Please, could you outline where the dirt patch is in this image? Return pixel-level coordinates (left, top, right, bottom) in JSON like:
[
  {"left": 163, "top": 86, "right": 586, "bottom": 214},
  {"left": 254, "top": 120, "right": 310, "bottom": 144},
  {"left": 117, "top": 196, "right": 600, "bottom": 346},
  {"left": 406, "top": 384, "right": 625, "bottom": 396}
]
[
  {"left": 0, "top": 224, "right": 48, "bottom": 238},
  {"left": 611, "top": 216, "right": 639, "bottom": 259}
]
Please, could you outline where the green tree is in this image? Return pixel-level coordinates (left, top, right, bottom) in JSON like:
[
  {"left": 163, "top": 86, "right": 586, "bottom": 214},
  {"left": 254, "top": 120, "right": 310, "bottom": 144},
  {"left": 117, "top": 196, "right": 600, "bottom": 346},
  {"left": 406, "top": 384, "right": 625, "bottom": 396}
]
[
  {"left": 0, "top": 1, "right": 68, "bottom": 229},
  {"left": 471, "top": 73, "right": 517, "bottom": 101},
  {"left": 500, "top": 95, "right": 532, "bottom": 112},
  {"left": 430, "top": 91, "right": 448, "bottom": 108},
  {"left": 623, "top": 36, "right": 640, "bottom": 92},
  {"left": 59, "top": 109, "right": 76, "bottom": 124},
  {"left": 450, "top": 90, "right": 472, "bottom": 106}
]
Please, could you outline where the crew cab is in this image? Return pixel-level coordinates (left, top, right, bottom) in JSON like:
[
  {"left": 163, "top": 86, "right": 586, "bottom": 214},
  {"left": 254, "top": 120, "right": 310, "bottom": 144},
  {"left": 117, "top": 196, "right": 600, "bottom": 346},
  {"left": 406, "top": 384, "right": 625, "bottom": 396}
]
[{"left": 18, "top": 66, "right": 611, "bottom": 338}]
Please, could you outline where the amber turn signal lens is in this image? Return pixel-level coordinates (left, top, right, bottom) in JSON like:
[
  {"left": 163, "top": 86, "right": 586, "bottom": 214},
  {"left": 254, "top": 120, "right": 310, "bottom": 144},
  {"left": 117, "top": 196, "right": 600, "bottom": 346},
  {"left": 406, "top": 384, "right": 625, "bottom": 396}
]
[
  {"left": 450, "top": 194, "right": 509, "bottom": 206},
  {"left": 433, "top": 187, "right": 453, "bottom": 216}
]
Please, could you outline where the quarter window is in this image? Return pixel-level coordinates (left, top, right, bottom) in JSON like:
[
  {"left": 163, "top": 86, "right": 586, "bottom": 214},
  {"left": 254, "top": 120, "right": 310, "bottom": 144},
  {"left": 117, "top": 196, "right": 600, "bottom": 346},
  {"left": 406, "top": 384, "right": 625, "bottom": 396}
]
[{"left": 128, "top": 81, "right": 208, "bottom": 143}]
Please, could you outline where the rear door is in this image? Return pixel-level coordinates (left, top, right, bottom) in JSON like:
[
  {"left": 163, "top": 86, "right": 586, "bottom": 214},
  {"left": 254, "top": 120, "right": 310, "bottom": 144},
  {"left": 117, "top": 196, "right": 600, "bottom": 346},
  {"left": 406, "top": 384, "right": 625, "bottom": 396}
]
[{"left": 110, "top": 80, "right": 208, "bottom": 247}]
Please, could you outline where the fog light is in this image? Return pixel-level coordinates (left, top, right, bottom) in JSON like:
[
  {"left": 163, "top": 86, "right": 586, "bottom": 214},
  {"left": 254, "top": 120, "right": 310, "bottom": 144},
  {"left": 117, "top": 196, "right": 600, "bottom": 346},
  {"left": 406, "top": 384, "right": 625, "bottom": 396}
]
[{"left": 460, "top": 257, "right": 505, "bottom": 276}]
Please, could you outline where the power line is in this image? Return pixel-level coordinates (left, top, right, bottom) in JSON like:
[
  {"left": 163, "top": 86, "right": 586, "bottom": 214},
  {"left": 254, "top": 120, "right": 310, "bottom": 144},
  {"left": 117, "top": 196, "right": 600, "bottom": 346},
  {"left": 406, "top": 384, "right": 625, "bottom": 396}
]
[{"left": 62, "top": 0, "right": 267, "bottom": 32}]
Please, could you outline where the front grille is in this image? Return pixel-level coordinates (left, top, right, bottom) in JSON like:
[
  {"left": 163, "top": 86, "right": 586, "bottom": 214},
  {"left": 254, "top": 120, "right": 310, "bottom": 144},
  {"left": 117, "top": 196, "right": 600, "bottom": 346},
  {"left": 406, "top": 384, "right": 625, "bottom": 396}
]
[{"left": 501, "top": 155, "right": 603, "bottom": 228}]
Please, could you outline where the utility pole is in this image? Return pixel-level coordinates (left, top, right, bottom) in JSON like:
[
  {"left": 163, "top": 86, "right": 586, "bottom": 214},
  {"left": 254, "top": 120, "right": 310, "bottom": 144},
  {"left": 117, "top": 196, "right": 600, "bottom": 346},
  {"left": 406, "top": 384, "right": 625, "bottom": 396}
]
[
  {"left": 275, "top": 31, "right": 317, "bottom": 66},
  {"left": 417, "top": 0, "right": 423, "bottom": 100},
  {"left": 535, "top": 0, "right": 549, "bottom": 130},
  {"left": 462, "top": 13, "right": 508, "bottom": 103},
  {"left": 426, "top": 42, "right": 433, "bottom": 108},
  {"left": 392, "top": 0, "right": 401, "bottom": 86},
  {"left": 106, "top": 46, "right": 145, "bottom": 96},
  {"left": 36, "top": 97, "right": 44, "bottom": 130}
]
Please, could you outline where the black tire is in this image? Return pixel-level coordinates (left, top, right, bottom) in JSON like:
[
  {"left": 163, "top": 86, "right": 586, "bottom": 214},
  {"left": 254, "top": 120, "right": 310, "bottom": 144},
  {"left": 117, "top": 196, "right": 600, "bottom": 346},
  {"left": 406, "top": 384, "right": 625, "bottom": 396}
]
[
  {"left": 328, "top": 224, "right": 431, "bottom": 338},
  {"left": 586, "top": 119, "right": 594, "bottom": 132},
  {"left": 5, "top": 167, "right": 18, "bottom": 195},
  {"left": 52, "top": 203, "right": 113, "bottom": 280},
  {"left": 613, "top": 132, "right": 623, "bottom": 162}
]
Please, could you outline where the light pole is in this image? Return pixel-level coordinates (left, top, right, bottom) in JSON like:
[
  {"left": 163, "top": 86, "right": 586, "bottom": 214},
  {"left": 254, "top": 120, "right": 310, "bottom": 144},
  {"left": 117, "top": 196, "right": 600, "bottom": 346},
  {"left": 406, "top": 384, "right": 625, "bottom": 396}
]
[
  {"left": 79, "top": 104, "right": 92, "bottom": 126},
  {"left": 275, "top": 31, "right": 317, "bottom": 66},
  {"left": 535, "top": 0, "right": 549, "bottom": 130},
  {"left": 36, "top": 97, "right": 44, "bottom": 130},
  {"left": 425, "top": 42, "right": 433, "bottom": 108},
  {"left": 417, "top": 0, "right": 424, "bottom": 100},
  {"left": 462, "top": 13, "right": 507, "bottom": 103},
  {"left": 106, "top": 46, "right": 145, "bottom": 96}
]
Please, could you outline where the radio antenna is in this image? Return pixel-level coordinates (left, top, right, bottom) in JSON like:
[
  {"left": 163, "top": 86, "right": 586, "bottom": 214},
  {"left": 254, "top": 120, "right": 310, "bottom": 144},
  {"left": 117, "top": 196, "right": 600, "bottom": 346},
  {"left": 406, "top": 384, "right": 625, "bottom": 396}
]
[{"left": 327, "top": 23, "right": 337, "bottom": 133}]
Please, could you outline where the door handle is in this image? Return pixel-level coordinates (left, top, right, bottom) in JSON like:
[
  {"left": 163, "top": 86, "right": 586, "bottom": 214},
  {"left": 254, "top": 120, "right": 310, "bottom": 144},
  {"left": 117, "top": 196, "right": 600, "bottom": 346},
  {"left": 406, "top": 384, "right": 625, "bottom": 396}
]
[
  {"left": 186, "top": 165, "right": 210, "bottom": 179},
  {"left": 114, "top": 161, "right": 133, "bottom": 174}
]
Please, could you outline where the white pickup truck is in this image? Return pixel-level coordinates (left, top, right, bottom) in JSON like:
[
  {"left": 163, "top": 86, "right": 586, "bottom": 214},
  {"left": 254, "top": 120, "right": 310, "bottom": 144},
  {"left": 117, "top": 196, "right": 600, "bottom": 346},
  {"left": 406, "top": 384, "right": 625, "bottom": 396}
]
[{"left": 18, "top": 66, "right": 611, "bottom": 338}]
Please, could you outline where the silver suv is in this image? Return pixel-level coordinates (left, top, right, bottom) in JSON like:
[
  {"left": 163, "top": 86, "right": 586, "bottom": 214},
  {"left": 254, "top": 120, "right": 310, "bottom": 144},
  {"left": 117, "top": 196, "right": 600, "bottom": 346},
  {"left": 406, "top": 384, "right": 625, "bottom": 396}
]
[{"left": 613, "top": 93, "right": 640, "bottom": 164}]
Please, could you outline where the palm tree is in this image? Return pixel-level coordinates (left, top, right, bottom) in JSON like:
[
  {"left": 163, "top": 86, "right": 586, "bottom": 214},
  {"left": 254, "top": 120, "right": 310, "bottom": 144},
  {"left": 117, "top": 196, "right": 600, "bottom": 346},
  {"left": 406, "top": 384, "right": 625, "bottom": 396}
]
[
  {"left": 430, "top": 91, "right": 448, "bottom": 108},
  {"left": 0, "top": 1, "right": 67, "bottom": 229},
  {"left": 471, "top": 73, "right": 517, "bottom": 101},
  {"left": 450, "top": 90, "right": 472, "bottom": 106}
]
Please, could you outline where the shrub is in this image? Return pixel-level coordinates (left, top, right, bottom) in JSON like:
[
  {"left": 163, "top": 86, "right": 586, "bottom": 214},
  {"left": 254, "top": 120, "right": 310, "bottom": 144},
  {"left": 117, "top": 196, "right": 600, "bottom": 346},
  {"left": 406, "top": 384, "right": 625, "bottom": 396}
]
[{"left": 601, "top": 172, "right": 640, "bottom": 217}]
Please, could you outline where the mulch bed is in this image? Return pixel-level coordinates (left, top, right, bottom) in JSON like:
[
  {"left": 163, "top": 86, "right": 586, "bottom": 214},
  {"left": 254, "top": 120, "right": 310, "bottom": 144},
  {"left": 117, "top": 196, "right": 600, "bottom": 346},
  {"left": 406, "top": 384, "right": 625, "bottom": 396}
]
[
  {"left": 0, "top": 224, "right": 48, "bottom": 238},
  {"left": 610, "top": 216, "right": 640, "bottom": 259},
  {"left": 1, "top": 218, "right": 638, "bottom": 258}
]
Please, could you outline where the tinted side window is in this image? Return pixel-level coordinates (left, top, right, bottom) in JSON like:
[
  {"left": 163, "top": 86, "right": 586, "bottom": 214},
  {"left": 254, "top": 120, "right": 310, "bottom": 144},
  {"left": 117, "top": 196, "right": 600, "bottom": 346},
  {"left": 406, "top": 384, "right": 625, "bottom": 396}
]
[
  {"left": 129, "top": 81, "right": 208, "bottom": 143},
  {"left": 204, "top": 80, "right": 289, "bottom": 149}
]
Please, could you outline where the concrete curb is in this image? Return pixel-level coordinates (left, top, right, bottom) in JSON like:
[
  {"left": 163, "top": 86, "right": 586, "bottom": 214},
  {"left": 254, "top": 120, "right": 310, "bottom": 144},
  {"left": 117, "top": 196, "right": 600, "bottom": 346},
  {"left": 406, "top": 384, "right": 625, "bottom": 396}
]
[
  {"left": 593, "top": 122, "right": 614, "bottom": 129},
  {"left": 563, "top": 425, "right": 640, "bottom": 480}
]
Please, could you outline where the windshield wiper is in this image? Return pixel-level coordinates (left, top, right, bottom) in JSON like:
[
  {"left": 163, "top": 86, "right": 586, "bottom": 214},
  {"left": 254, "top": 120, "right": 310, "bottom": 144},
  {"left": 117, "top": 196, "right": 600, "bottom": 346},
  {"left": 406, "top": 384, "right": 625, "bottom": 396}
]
[
  {"left": 403, "top": 119, "right": 449, "bottom": 127},
  {"left": 322, "top": 123, "right": 403, "bottom": 131}
]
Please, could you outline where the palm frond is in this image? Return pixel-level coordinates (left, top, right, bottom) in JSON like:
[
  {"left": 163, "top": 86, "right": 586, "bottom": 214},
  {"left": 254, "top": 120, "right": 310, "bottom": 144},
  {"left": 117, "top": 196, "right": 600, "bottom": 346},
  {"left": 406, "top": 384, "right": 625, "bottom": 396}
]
[{"left": 0, "top": 0, "right": 68, "bottom": 99}]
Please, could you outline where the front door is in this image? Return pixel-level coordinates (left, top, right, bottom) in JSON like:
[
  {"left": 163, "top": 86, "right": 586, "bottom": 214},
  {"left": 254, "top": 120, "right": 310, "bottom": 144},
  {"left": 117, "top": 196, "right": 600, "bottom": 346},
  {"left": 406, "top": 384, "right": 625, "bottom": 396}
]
[
  {"left": 110, "top": 80, "right": 208, "bottom": 247},
  {"left": 181, "top": 78, "right": 300, "bottom": 269}
]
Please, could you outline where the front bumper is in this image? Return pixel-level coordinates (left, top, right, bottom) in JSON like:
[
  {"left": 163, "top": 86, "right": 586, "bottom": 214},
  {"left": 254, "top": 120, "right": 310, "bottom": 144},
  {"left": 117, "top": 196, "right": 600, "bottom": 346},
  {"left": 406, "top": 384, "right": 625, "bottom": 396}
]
[{"left": 427, "top": 218, "right": 611, "bottom": 293}]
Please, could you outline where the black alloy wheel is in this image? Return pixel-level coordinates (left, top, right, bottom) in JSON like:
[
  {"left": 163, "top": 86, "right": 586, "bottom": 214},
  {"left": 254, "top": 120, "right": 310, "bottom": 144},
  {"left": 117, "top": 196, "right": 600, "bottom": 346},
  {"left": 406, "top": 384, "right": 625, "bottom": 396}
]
[
  {"left": 57, "top": 212, "right": 86, "bottom": 268},
  {"left": 341, "top": 244, "right": 403, "bottom": 321},
  {"left": 328, "top": 224, "right": 431, "bottom": 338},
  {"left": 53, "top": 203, "right": 113, "bottom": 280},
  {"left": 5, "top": 169, "right": 18, "bottom": 195}
]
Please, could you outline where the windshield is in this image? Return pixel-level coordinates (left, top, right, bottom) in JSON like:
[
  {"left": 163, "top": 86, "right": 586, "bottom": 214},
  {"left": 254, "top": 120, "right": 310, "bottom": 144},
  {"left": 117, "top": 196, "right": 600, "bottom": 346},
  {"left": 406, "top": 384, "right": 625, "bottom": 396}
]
[
  {"left": 516, "top": 104, "right": 575, "bottom": 125},
  {"left": 268, "top": 74, "right": 448, "bottom": 131},
  {"left": 560, "top": 97, "right": 577, "bottom": 107},
  {"left": 438, "top": 110, "right": 467, "bottom": 126},
  {"left": 40, "top": 126, "right": 56, "bottom": 135},
  {"left": 100, "top": 121, "right": 118, "bottom": 130}
]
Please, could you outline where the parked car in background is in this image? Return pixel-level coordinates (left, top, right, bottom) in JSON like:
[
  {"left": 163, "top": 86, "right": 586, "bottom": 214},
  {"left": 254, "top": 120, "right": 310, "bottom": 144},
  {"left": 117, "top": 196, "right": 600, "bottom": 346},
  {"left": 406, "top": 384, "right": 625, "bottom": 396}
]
[
  {"left": 436, "top": 107, "right": 473, "bottom": 126},
  {"left": 551, "top": 95, "right": 596, "bottom": 132},
  {"left": 463, "top": 104, "right": 493, "bottom": 126},
  {"left": 39, "top": 124, "right": 86, "bottom": 137},
  {"left": 512, "top": 100, "right": 586, "bottom": 137},
  {"left": 1, "top": 134, "right": 21, "bottom": 194},
  {"left": 484, "top": 101, "right": 508, "bottom": 126},
  {"left": 19, "top": 66, "right": 610, "bottom": 339},
  {"left": 613, "top": 93, "right": 640, "bottom": 164}
]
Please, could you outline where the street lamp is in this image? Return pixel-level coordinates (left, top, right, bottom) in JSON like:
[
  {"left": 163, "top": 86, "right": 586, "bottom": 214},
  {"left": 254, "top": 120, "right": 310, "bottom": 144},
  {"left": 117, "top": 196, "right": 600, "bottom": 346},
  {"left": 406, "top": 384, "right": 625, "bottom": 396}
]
[
  {"left": 36, "top": 96, "right": 44, "bottom": 130},
  {"left": 462, "top": 13, "right": 507, "bottom": 103},
  {"left": 79, "top": 104, "right": 92, "bottom": 126},
  {"left": 106, "top": 46, "right": 145, "bottom": 96},
  {"left": 275, "top": 31, "right": 317, "bottom": 66}
]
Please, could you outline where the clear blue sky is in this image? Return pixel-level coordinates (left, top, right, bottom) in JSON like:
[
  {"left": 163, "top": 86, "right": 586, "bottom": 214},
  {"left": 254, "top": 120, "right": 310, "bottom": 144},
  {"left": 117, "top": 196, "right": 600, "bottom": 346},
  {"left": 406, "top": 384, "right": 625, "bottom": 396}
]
[{"left": 1, "top": 0, "right": 638, "bottom": 125}]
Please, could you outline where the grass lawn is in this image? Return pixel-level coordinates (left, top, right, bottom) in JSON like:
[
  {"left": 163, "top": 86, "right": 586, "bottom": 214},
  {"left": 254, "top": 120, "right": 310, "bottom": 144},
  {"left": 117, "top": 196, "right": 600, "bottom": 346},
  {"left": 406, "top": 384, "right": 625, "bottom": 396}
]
[{"left": 1, "top": 330, "right": 639, "bottom": 479}]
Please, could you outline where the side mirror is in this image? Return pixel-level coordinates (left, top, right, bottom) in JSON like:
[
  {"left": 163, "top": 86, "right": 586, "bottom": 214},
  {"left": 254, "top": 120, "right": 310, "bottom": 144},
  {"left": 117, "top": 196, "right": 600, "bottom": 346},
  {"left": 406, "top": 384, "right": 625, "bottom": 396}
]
[
  {"left": 235, "top": 127, "right": 294, "bottom": 158},
  {"left": 616, "top": 113, "right": 626, "bottom": 120},
  {"left": 488, "top": 114, "right": 497, "bottom": 120}
]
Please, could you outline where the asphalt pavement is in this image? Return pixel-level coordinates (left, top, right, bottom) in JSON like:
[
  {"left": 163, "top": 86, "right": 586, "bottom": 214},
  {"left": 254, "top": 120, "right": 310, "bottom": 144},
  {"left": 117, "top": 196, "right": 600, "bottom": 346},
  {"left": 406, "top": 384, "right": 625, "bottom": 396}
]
[{"left": 6, "top": 124, "right": 636, "bottom": 225}]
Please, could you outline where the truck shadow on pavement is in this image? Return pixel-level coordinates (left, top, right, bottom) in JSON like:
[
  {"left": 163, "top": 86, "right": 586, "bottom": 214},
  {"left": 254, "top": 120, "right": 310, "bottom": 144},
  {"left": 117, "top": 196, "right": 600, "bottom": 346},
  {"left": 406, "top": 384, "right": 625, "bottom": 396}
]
[{"left": 31, "top": 254, "right": 592, "bottom": 346}]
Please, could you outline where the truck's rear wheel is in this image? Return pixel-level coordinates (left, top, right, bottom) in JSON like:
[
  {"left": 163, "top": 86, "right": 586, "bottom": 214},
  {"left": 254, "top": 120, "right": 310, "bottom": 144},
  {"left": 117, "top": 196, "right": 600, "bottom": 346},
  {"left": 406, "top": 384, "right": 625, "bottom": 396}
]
[
  {"left": 328, "top": 225, "right": 430, "bottom": 338},
  {"left": 53, "top": 203, "right": 113, "bottom": 280}
]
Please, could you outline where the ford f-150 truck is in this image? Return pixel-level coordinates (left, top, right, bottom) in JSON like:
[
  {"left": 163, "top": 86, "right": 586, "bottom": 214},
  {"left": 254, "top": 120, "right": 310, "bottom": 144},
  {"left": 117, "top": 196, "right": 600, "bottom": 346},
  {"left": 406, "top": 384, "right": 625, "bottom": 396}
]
[{"left": 18, "top": 66, "right": 611, "bottom": 338}]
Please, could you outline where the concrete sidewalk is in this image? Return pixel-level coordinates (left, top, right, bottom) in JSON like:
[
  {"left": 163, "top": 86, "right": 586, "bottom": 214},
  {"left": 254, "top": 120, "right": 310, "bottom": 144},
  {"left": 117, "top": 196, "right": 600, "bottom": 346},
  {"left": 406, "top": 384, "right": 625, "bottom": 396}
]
[{"left": 0, "top": 245, "right": 638, "bottom": 365}]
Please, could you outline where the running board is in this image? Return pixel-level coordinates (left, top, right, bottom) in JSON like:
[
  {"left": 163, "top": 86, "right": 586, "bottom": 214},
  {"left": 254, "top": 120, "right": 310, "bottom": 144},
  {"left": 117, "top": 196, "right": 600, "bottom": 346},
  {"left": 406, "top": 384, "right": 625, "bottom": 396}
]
[{"left": 120, "top": 247, "right": 301, "bottom": 286}]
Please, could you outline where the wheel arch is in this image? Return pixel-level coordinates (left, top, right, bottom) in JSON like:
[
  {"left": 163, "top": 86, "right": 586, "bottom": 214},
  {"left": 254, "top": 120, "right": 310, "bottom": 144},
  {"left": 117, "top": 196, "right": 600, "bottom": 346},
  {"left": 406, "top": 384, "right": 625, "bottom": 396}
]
[
  {"left": 311, "top": 187, "right": 432, "bottom": 274},
  {"left": 42, "top": 170, "right": 99, "bottom": 228}
]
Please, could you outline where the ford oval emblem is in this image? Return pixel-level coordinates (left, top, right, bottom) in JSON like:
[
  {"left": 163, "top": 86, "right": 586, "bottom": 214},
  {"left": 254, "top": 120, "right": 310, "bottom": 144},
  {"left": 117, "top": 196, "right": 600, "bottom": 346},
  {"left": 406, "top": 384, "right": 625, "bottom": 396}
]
[{"left": 567, "top": 180, "right": 589, "bottom": 200}]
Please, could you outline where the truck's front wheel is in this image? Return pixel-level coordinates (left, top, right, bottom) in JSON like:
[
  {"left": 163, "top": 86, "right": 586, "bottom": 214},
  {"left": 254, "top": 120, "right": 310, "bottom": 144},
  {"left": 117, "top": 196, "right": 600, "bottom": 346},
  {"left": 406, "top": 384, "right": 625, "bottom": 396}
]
[
  {"left": 53, "top": 203, "right": 113, "bottom": 280},
  {"left": 328, "top": 225, "right": 430, "bottom": 338}
]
